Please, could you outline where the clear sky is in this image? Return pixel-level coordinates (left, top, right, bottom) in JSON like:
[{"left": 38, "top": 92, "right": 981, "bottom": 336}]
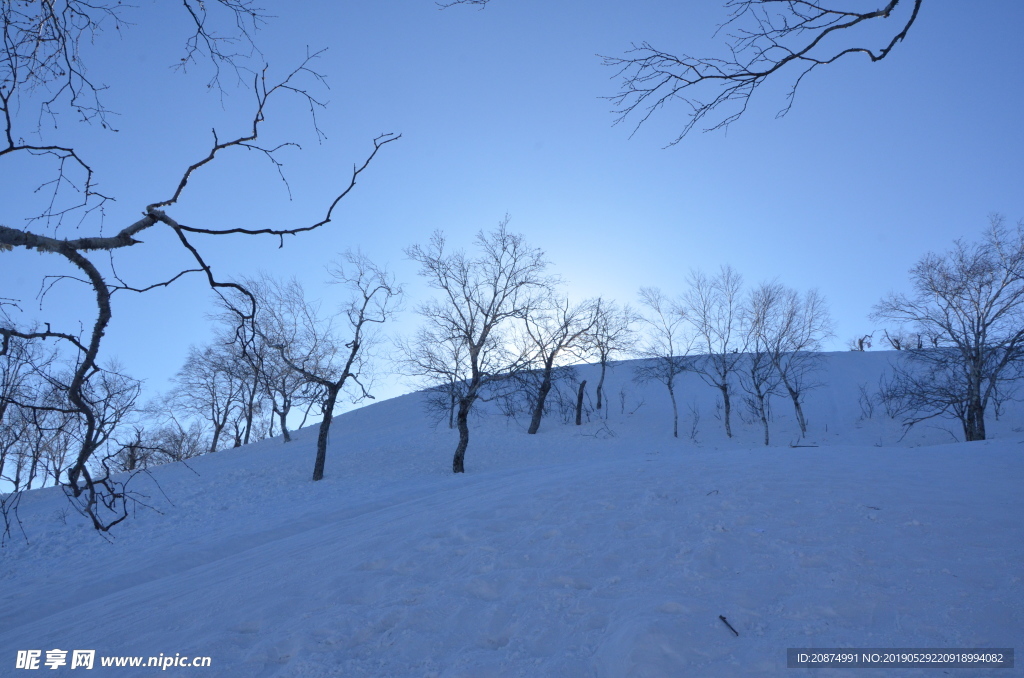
[{"left": 4, "top": 0, "right": 1024, "bottom": 408}]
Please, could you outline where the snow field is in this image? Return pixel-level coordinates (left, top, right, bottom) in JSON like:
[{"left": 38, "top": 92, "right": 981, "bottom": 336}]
[{"left": 1, "top": 352, "right": 1021, "bottom": 676}]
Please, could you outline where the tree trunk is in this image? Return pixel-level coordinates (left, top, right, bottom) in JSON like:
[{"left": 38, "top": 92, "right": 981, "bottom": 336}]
[
  {"left": 719, "top": 383, "right": 733, "bottom": 438},
  {"left": 575, "top": 379, "right": 587, "bottom": 425},
  {"left": 312, "top": 386, "right": 339, "bottom": 481},
  {"left": 960, "top": 369, "right": 987, "bottom": 441},
  {"left": 786, "top": 385, "right": 807, "bottom": 436},
  {"left": 209, "top": 422, "right": 224, "bottom": 455},
  {"left": 448, "top": 388, "right": 456, "bottom": 429},
  {"left": 596, "top": 361, "right": 607, "bottom": 410},
  {"left": 26, "top": 451, "right": 40, "bottom": 490},
  {"left": 527, "top": 367, "right": 554, "bottom": 435},
  {"left": 279, "top": 407, "right": 291, "bottom": 443},
  {"left": 453, "top": 397, "right": 471, "bottom": 473},
  {"left": 243, "top": 385, "right": 257, "bottom": 445},
  {"left": 963, "top": 398, "right": 986, "bottom": 441},
  {"left": 758, "top": 395, "right": 770, "bottom": 446},
  {"left": 668, "top": 378, "right": 678, "bottom": 438}
]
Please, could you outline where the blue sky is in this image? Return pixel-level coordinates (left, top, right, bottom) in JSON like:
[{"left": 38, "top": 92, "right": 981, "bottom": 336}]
[{"left": 3, "top": 0, "right": 1023, "bottom": 406}]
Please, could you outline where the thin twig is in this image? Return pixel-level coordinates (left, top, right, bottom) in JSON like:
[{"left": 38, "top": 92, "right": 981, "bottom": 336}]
[{"left": 719, "top": 615, "right": 739, "bottom": 636}]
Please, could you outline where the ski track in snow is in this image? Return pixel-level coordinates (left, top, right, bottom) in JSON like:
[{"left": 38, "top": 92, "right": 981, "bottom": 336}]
[{"left": 1, "top": 352, "right": 1021, "bottom": 677}]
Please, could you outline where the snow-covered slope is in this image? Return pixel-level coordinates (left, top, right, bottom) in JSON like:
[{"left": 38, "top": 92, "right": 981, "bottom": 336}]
[{"left": 1, "top": 352, "right": 1021, "bottom": 677}]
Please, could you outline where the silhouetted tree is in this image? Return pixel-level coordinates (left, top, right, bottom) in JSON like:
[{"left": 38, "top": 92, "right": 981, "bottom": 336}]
[
  {"left": 740, "top": 283, "right": 783, "bottom": 446},
  {"left": 169, "top": 345, "right": 244, "bottom": 455},
  {"left": 239, "top": 254, "right": 401, "bottom": 481},
  {"left": 848, "top": 333, "right": 874, "bottom": 351},
  {"left": 588, "top": 299, "right": 639, "bottom": 412},
  {"left": 684, "top": 266, "right": 745, "bottom": 437},
  {"left": 872, "top": 216, "right": 1024, "bottom": 441},
  {"left": 634, "top": 287, "right": 690, "bottom": 438},
  {"left": 403, "top": 219, "right": 552, "bottom": 472},
  {"left": 0, "top": 3, "right": 399, "bottom": 527},
  {"left": 521, "top": 296, "right": 597, "bottom": 434},
  {"left": 753, "top": 283, "right": 833, "bottom": 437}
]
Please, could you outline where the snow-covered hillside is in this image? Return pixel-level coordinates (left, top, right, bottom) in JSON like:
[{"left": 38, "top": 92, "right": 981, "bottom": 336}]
[{"left": 1, "top": 351, "right": 1021, "bottom": 677}]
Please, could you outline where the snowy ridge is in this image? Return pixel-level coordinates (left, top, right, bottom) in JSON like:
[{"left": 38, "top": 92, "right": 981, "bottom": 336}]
[{"left": 1, "top": 351, "right": 1021, "bottom": 677}]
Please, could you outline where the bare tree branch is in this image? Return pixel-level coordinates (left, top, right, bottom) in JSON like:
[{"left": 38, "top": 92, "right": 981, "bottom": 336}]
[
  {"left": 602, "top": 0, "right": 923, "bottom": 145},
  {"left": 2, "top": 25, "right": 400, "bottom": 529},
  {"left": 442, "top": 0, "right": 924, "bottom": 145}
]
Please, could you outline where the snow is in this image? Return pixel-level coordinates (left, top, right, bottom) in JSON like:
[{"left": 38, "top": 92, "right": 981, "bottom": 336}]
[{"left": 1, "top": 351, "right": 1021, "bottom": 676}]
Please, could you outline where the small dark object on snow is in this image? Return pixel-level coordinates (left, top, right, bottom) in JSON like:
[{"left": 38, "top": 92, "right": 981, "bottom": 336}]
[
  {"left": 719, "top": 615, "right": 739, "bottom": 636},
  {"left": 706, "top": 489, "right": 719, "bottom": 496}
]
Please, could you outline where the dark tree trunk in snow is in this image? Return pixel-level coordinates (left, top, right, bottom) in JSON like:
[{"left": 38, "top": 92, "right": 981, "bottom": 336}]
[
  {"left": 785, "top": 385, "right": 807, "bottom": 437},
  {"left": 243, "top": 383, "right": 258, "bottom": 445},
  {"left": 209, "top": 421, "right": 225, "bottom": 455},
  {"left": 527, "top": 366, "right": 554, "bottom": 435},
  {"left": 27, "top": 455, "right": 40, "bottom": 490},
  {"left": 312, "top": 386, "right": 340, "bottom": 481},
  {"left": 964, "top": 397, "right": 985, "bottom": 441},
  {"left": 279, "top": 407, "right": 291, "bottom": 443},
  {"left": 668, "top": 378, "right": 679, "bottom": 438},
  {"left": 719, "top": 383, "right": 733, "bottom": 438},
  {"left": 596, "top": 362, "right": 607, "bottom": 410},
  {"left": 453, "top": 397, "right": 472, "bottom": 473},
  {"left": 575, "top": 379, "right": 587, "bottom": 426}
]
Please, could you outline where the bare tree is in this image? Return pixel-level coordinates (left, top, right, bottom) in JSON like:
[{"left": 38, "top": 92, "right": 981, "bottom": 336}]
[
  {"left": 754, "top": 284, "right": 833, "bottom": 437},
  {"left": 150, "top": 419, "right": 209, "bottom": 465},
  {"left": 212, "top": 301, "right": 316, "bottom": 444},
  {"left": 109, "top": 423, "right": 196, "bottom": 473},
  {"left": 0, "top": 336, "right": 52, "bottom": 486},
  {"left": 239, "top": 254, "right": 401, "bottom": 481},
  {"left": 259, "top": 346, "right": 317, "bottom": 444},
  {"left": 872, "top": 216, "right": 1024, "bottom": 441},
  {"left": 881, "top": 328, "right": 922, "bottom": 351},
  {"left": 520, "top": 296, "right": 597, "bottom": 434},
  {"left": 2, "top": 394, "right": 75, "bottom": 492},
  {"left": 588, "top": 299, "right": 639, "bottom": 412},
  {"left": 222, "top": 339, "right": 268, "bottom": 448},
  {"left": 848, "top": 333, "right": 874, "bottom": 351},
  {"left": 740, "top": 283, "right": 784, "bottom": 446},
  {"left": 403, "top": 219, "right": 552, "bottom": 472},
  {"left": 684, "top": 266, "right": 746, "bottom": 437},
  {"left": 113, "top": 405, "right": 211, "bottom": 472},
  {"left": 0, "top": 1, "right": 399, "bottom": 528},
  {"left": 634, "top": 287, "right": 690, "bottom": 438},
  {"left": 110, "top": 428, "right": 157, "bottom": 474},
  {"left": 169, "top": 345, "right": 244, "bottom": 456}
]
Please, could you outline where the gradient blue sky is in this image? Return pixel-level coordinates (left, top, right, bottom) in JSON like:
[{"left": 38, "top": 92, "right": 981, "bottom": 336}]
[{"left": 4, "top": 1, "right": 1023, "bottom": 407}]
